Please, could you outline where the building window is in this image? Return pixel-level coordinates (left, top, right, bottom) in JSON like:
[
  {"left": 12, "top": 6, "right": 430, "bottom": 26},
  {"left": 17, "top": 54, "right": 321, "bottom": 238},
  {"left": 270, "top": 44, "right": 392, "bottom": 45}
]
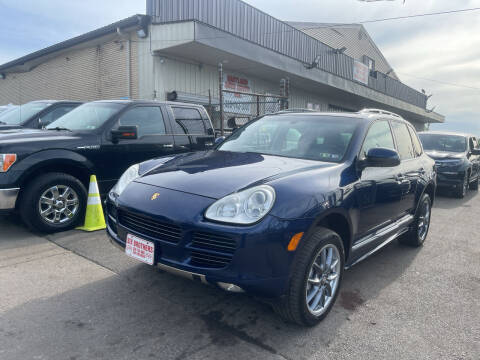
[{"left": 363, "top": 55, "right": 375, "bottom": 72}]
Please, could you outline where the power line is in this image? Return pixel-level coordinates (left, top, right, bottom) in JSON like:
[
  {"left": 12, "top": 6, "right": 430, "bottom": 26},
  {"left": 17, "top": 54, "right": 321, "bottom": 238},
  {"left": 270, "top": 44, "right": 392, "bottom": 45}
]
[
  {"left": 397, "top": 72, "right": 480, "bottom": 91},
  {"left": 359, "top": 7, "right": 480, "bottom": 24}
]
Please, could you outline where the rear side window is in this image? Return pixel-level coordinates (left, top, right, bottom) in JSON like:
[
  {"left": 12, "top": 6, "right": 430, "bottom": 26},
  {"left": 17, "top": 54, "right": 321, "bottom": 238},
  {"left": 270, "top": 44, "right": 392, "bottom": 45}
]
[
  {"left": 119, "top": 106, "right": 166, "bottom": 138},
  {"left": 361, "top": 120, "right": 395, "bottom": 159},
  {"left": 172, "top": 107, "right": 207, "bottom": 135},
  {"left": 391, "top": 121, "right": 415, "bottom": 160},
  {"left": 408, "top": 125, "right": 423, "bottom": 157}
]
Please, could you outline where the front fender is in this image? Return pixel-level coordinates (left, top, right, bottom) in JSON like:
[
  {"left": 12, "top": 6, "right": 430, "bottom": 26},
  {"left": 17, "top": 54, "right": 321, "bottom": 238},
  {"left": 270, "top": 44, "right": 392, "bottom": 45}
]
[{"left": 12, "top": 150, "right": 94, "bottom": 187}]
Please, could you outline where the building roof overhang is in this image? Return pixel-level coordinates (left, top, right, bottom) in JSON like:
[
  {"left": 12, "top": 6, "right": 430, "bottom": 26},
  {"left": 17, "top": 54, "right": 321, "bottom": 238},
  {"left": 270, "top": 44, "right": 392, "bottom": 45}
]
[{"left": 150, "top": 21, "right": 444, "bottom": 124}]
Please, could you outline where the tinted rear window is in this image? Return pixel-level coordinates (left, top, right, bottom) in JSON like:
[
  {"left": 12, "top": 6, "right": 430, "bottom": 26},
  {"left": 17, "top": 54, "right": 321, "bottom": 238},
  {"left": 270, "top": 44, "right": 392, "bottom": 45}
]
[
  {"left": 172, "top": 107, "right": 207, "bottom": 135},
  {"left": 391, "top": 121, "right": 415, "bottom": 160}
]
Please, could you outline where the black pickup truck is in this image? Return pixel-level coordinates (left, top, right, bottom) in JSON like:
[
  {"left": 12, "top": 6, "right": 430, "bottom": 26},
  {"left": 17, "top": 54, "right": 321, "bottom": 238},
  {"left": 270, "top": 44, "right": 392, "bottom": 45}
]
[
  {"left": 0, "top": 100, "right": 82, "bottom": 130},
  {"left": 0, "top": 100, "right": 215, "bottom": 232}
]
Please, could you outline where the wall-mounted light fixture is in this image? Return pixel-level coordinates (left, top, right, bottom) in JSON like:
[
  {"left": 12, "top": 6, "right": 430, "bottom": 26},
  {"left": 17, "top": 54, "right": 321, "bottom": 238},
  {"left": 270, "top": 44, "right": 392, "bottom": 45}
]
[
  {"left": 305, "top": 55, "right": 321, "bottom": 69},
  {"left": 137, "top": 28, "right": 148, "bottom": 38},
  {"left": 334, "top": 47, "right": 347, "bottom": 54}
]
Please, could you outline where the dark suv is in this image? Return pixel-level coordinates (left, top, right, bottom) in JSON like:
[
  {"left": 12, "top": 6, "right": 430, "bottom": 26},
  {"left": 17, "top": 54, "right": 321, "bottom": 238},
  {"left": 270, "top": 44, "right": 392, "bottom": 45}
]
[
  {"left": 0, "top": 100, "right": 81, "bottom": 130},
  {"left": 419, "top": 131, "right": 480, "bottom": 198},
  {"left": 0, "top": 100, "right": 215, "bottom": 233},
  {"left": 106, "top": 108, "right": 436, "bottom": 326}
]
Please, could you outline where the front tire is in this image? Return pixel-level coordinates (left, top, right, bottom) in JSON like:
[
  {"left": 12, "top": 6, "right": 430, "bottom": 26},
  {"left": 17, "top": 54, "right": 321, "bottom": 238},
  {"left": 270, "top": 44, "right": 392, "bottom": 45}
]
[
  {"left": 399, "top": 193, "right": 432, "bottom": 247},
  {"left": 469, "top": 175, "right": 478, "bottom": 190},
  {"left": 454, "top": 173, "right": 469, "bottom": 198},
  {"left": 20, "top": 172, "right": 87, "bottom": 233},
  {"left": 274, "top": 228, "right": 345, "bottom": 326}
]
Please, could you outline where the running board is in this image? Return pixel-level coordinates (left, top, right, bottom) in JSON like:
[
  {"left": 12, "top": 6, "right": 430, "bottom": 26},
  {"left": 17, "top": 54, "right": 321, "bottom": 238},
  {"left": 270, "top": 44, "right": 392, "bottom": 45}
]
[{"left": 346, "top": 214, "right": 414, "bottom": 269}]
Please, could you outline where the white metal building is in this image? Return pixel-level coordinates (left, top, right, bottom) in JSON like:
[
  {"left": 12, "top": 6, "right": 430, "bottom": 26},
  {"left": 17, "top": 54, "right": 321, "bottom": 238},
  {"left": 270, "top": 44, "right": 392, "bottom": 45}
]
[{"left": 0, "top": 0, "right": 444, "bottom": 129}]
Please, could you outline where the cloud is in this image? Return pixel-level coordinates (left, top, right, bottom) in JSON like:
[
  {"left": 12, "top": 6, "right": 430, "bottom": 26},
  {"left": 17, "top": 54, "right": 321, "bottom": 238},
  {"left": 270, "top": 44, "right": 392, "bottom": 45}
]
[
  {"left": 247, "top": 0, "right": 480, "bottom": 128},
  {"left": 0, "top": 0, "right": 145, "bottom": 62}
]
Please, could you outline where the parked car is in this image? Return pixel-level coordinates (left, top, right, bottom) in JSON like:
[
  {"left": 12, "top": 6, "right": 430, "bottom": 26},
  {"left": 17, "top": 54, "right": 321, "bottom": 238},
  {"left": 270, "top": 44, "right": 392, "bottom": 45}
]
[
  {"left": 419, "top": 131, "right": 480, "bottom": 198},
  {"left": 0, "top": 100, "right": 215, "bottom": 233},
  {"left": 0, "top": 100, "right": 81, "bottom": 130},
  {"left": 106, "top": 109, "right": 436, "bottom": 326}
]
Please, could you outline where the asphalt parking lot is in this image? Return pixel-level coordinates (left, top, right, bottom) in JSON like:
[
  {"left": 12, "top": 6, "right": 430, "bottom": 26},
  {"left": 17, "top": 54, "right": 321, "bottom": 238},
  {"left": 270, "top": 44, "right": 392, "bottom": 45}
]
[{"left": 1, "top": 192, "right": 479, "bottom": 360}]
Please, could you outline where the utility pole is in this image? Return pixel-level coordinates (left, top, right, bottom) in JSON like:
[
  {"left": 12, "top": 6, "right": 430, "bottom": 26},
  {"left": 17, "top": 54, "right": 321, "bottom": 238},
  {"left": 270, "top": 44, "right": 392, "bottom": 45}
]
[{"left": 219, "top": 63, "right": 224, "bottom": 136}]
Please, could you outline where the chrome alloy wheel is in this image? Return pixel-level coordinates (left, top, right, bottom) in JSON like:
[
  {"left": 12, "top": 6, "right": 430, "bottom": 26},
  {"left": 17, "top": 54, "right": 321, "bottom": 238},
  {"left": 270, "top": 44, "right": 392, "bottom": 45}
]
[
  {"left": 305, "top": 244, "right": 341, "bottom": 316},
  {"left": 417, "top": 199, "right": 431, "bottom": 241},
  {"left": 38, "top": 185, "right": 80, "bottom": 224}
]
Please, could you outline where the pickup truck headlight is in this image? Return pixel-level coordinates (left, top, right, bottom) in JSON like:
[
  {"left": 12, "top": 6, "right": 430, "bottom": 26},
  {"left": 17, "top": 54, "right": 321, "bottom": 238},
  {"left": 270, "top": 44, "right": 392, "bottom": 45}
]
[
  {"left": 0, "top": 154, "right": 17, "bottom": 172},
  {"left": 205, "top": 185, "right": 276, "bottom": 224},
  {"left": 111, "top": 164, "right": 140, "bottom": 196}
]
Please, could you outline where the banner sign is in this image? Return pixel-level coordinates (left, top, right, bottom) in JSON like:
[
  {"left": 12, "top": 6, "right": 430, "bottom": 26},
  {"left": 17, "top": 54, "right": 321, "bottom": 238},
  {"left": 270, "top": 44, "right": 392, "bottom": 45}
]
[
  {"left": 353, "top": 60, "right": 369, "bottom": 85},
  {"left": 223, "top": 74, "right": 252, "bottom": 114}
]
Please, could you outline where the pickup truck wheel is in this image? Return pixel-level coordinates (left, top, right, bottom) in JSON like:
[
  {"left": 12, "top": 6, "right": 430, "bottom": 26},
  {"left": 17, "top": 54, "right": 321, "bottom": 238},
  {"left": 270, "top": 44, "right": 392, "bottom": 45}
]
[
  {"left": 274, "top": 228, "right": 344, "bottom": 326},
  {"left": 399, "top": 193, "right": 432, "bottom": 247},
  {"left": 20, "top": 173, "right": 87, "bottom": 233}
]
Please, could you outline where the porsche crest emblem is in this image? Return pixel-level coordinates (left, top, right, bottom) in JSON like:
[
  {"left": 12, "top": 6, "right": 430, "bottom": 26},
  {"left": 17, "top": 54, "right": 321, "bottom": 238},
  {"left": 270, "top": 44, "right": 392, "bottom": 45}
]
[{"left": 151, "top": 193, "right": 161, "bottom": 201}]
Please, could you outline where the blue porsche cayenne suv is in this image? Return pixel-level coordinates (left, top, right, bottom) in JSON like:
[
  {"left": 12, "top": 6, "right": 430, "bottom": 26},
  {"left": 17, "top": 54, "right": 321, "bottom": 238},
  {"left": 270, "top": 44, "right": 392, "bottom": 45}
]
[{"left": 106, "top": 109, "right": 436, "bottom": 326}]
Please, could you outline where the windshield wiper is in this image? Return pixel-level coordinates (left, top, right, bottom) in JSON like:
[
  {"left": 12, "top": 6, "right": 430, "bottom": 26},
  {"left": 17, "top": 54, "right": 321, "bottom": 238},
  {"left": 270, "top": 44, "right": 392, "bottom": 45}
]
[{"left": 47, "top": 127, "right": 72, "bottom": 132}]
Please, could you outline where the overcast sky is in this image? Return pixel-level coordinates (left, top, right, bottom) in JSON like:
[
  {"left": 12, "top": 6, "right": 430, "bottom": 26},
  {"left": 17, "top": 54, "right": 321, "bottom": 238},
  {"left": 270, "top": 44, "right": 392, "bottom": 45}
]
[{"left": 0, "top": 0, "right": 479, "bottom": 132}]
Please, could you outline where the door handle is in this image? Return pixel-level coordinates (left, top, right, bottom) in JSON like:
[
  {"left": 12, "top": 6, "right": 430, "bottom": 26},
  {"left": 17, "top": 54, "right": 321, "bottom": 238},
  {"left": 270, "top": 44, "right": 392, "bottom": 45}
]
[{"left": 162, "top": 144, "right": 174, "bottom": 149}]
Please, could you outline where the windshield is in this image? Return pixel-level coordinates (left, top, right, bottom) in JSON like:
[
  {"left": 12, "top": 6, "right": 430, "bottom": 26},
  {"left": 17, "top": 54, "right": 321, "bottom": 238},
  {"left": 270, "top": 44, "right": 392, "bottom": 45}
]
[
  {"left": 46, "top": 103, "right": 124, "bottom": 131},
  {"left": 0, "top": 102, "right": 50, "bottom": 125},
  {"left": 218, "top": 115, "right": 359, "bottom": 162},
  {"left": 419, "top": 134, "right": 467, "bottom": 153}
]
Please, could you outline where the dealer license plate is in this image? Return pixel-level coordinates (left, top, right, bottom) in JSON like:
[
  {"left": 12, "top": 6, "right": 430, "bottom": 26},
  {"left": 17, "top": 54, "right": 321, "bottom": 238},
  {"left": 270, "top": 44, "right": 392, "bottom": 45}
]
[{"left": 125, "top": 234, "right": 155, "bottom": 265}]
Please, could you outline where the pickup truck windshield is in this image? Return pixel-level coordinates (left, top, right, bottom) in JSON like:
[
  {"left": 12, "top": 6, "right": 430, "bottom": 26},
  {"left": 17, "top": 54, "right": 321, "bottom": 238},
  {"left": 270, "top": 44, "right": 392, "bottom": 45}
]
[
  {"left": 0, "top": 102, "right": 50, "bottom": 125},
  {"left": 419, "top": 134, "right": 467, "bottom": 153},
  {"left": 47, "top": 103, "right": 124, "bottom": 131},
  {"left": 218, "top": 115, "right": 358, "bottom": 162}
]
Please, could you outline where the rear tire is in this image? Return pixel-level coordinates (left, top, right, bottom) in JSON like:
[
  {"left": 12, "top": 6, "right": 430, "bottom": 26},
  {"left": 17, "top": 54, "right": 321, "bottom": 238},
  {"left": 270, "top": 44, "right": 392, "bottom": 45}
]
[
  {"left": 20, "top": 172, "right": 87, "bottom": 233},
  {"left": 399, "top": 193, "right": 432, "bottom": 247},
  {"left": 274, "top": 227, "right": 345, "bottom": 326}
]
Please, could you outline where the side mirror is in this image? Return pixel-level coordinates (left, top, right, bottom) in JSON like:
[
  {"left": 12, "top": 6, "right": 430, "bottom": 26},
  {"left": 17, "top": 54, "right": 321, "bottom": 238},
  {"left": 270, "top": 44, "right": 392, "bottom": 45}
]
[
  {"left": 362, "top": 148, "right": 401, "bottom": 168},
  {"left": 215, "top": 136, "right": 226, "bottom": 145},
  {"left": 111, "top": 126, "right": 138, "bottom": 143},
  {"left": 471, "top": 149, "right": 480, "bottom": 156}
]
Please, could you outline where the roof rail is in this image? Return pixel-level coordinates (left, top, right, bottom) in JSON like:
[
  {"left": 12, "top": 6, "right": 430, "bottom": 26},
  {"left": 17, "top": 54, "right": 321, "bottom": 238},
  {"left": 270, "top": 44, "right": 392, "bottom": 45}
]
[{"left": 359, "top": 108, "right": 402, "bottom": 119}]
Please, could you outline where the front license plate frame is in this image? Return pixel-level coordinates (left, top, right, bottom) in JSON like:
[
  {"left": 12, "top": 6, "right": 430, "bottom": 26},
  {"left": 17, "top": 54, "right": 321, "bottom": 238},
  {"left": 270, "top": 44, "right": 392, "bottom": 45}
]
[{"left": 125, "top": 233, "right": 155, "bottom": 265}]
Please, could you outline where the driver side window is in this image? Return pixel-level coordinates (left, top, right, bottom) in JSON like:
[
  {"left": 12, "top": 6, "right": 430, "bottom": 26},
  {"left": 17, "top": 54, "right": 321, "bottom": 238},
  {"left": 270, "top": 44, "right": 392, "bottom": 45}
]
[{"left": 361, "top": 120, "right": 395, "bottom": 159}]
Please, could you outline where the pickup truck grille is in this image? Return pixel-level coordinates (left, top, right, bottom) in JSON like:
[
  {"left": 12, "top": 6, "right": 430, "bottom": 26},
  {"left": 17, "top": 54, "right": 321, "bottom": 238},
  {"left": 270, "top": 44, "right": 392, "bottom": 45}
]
[{"left": 118, "top": 210, "right": 182, "bottom": 244}]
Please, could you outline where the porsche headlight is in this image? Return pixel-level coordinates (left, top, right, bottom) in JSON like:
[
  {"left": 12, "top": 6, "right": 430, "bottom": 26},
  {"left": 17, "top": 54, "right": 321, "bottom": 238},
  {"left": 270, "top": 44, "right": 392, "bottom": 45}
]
[
  {"left": 111, "top": 164, "right": 140, "bottom": 196},
  {"left": 205, "top": 185, "right": 276, "bottom": 224}
]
